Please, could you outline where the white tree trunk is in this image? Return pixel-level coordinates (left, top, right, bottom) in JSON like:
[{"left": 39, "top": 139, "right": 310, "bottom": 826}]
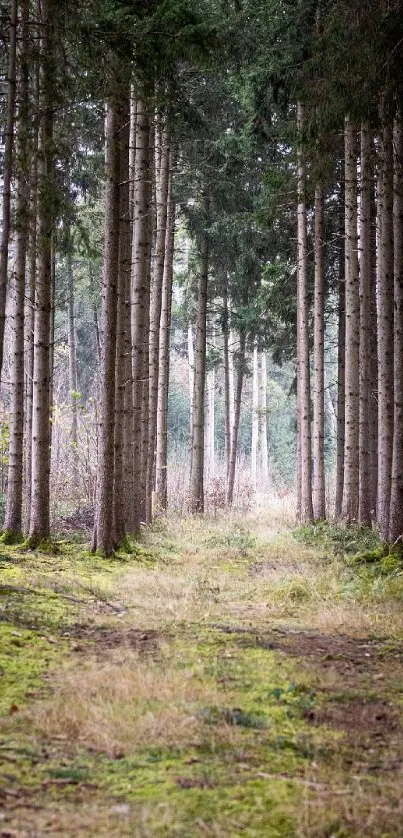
[
  {"left": 251, "top": 345, "right": 259, "bottom": 488},
  {"left": 259, "top": 351, "right": 269, "bottom": 483}
]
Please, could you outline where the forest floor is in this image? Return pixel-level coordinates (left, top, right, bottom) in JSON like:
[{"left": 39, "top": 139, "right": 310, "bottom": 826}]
[{"left": 1, "top": 506, "right": 403, "bottom": 837}]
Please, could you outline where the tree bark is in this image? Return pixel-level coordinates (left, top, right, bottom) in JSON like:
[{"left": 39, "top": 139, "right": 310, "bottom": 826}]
[
  {"left": 28, "top": 0, "right": 54, "bottom": 544},
  {"left": 377, "top": 111, "right": 394, "bottom": 539},
  {"left": 388, "top": 114, "right": 403, "bottom": 545},
  {"left": 189, "top": 208, "right": 209, "bottom": 514},
  {"left": 313, "top": 182, "right": 326, "bottom": 520},
  {"left": 130, "top": 98, "right": 152, "bottom": 532},
  {"left": 259, "top": 351, "right": 269, "bottom": 483},
  {"left": 91, "top": 99, "right": 121, "bottom": 554},
  {"left": 222, "top": 283, "right": 232, "bottom": 477},
  {"left": 358, "top": 121, "right": 372, "bottom": 524},
  {"left": 342, "top": 116, "right": 360, "bottom": 523},
  {"left": 0, "top": 0, "right": 18, "bottom": 380},
  {"left": 188, "top": 323, "right": 195, "bottom": 440},
  {"left": 113, "top": 96, "right": 130, "bottom": 546},
  {"left": 296, "top": 103, "right": 313, "bottom": 522},
  {"left": 155, "top": 161, "right": 175, "bottom": 510},
  {"left": 226, "top": 329, "right": 246, "bottom": 506},
  {"left": 23, "top": 53, "right": 39, "bottom": 534},
  {"left": 4, "top": 0, "right": 29, "bottom": 538},
  {"left": 251, "top": 345, "right": 259, "bottom": 488},
  {"left": 146, "top": 123, "right": 170, "bottom": 522},
  {"left": 334, "top": 243, "right": 345, "bottom": 519},
  {"left": 66, "top": 243, "right": 78, "bottom": 486}
]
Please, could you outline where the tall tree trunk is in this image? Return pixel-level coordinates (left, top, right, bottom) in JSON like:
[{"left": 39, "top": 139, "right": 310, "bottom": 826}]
[
  {"left": 389, "top": 114, "right": 403, "bottom": 545},
  {"left": 146, "top": 124, "right": 170, "bottom": 522},
  {"left": 251, "top": 345, "right": 259, "bottom": 488},
  {"left": 334, "top": 206, "right": 346, "bottom": 518},
  {"left": 155, "top": 162, "right": 175, "bottom": 510},
  {"left": 91, "top": 98, "right": 121, "bottom": 554},
  {"left": 23, "top": 56, "right": 39, "bottom": 534},
  {"left": 189, "top": 213, "right": 209, "bottom": 514},
  {"left": 358, "top": 121, "right": 372, "bottom": 524},
  {"left": 130, "top": 98, "right": 151, "bottom": 532},
  {"left": 377, "top": 111, "right": 394, "bottom": 539},
  {"left": 188, "top": 323, "right": 195, "bottom": 439},
  {"left": 296, "top": 103, "right": 313, "bottom": 522},
  {"left": 0, "top": 0, "right": 18, "bottom": 380},
  {"left": 206, "top": 343, "right": 215, "bottom": 483},
  {"left": 313, "top": 182, "right": 326, "bottom": 520},
  {"left": 259, "top": 351, "right": 269, "bottom": 483},
  {"left": 341, "top": 116, "right": 360, "bottom": 522},
  {"left": 67, "top": 245, "right": 78, "bottom": 485},
  {"left": 88, "top": 263, "right": 101, "bottom": 366},
  {"left": 113, "top": 96, "right": 130, "bottom": 546},
  {"left": 4, "top": 0, "right": 29, "bottom": 539},
  {"left": 28, "top": 0, "right": 54, "bottom": 544},
  {"left": 222, "top": 283, "right": 232, "bottom": 477},
  {"left": 226, "top": 329, "right": 246, "bottom": 506},
  {"left": 369, "top": 182, "right": 379, "bottom": 517}
]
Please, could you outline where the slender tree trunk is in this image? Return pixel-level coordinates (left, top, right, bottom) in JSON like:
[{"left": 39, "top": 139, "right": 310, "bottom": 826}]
[
  {"left": 313, "top": 182, "right": 326, "bottom": 520},
  {"left": 4, "top": 0, "right": 29, "bottom": 539},
  {"left": 342, "top": 116, "right": 360, "bottom": 523},
  {"left": 147, "top": 124, "right": 170, "bottom": 522},
  {"left": 358, "top": 121, "right": 372, "bottom": 524},
  {"left": 0, "top": 0, "right": 18, "bottom": 380},
  {"left": 130, "top": 98, "right": 151, "bottom": 532},
  {"left": 259, "top": 351, "right": 269, "bottom": 483},
  {"left": 296, "top": 103, "right": 313, "bottom": 522},
  {"left": 88, "top": 263, "right": 101, "bottom": 366},
  {"left": 189, "top": 213, "right": 209, "bottom": 514},
  {"left": 113, "top": 96, "right": 130, "bottom": 546},
  {"left": 155, "top": 162, "right": 175, "bottom": 510},
  {"left": 91, "top": 99, "right": 121, "bottom": 554},
  {"left": 334, "top": 245, "right": 345, "bottom": 519},
  {"left": 251, "top": 345, "right": 259, "bottom": 488},
  {"left": 23, "top": 61, "right": 39, "bottom": 534},
  {"left": 389, "top": 114, "right": 403, "bottom": 545},
  {"left": 67, "top": 245, "right": 78, "bottom": 485},
  {"left": 28, "top": 0, "right": 54, "bottom": 544},
  {"left": 377, "top": 112, "right": 394, "bottom": 539},
  {"left": 226, "top": 329, "right": 246, "bottom": 506},
  {"left": 229, "top": 328, "right": 235, "bottom": 437},
  {"left": 206, "top": 352, "right": 215, "bottom": 482},
  {"left": 369, "top": 181, "right": 378, "bottom": 517},
  {"left": 188, "top": 323, "right": 195, "bottom": 438},
  {"left": 223, "top": 283, "right": 232, "bottom": 476}
]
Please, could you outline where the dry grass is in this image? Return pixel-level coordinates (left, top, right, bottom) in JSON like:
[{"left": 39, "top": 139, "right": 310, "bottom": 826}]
[{"left": 30, "top": 649, "right": 238, "bottom": 757}]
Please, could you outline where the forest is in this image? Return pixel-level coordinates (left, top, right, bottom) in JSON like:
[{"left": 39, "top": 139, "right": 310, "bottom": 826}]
[{"left": 1, "top": 0, "right": 403, "bottom": 835}]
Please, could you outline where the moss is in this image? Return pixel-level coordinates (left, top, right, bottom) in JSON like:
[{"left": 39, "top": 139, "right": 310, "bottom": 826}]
[
  {"left": 0, "top": 529, "right": 24, "bottom": 545},
  {"left": 0, "top": 623, "right": 63, "bottom": 716},
  {"left": 21, "top": 536, "right": 60, "bottom": 553}
]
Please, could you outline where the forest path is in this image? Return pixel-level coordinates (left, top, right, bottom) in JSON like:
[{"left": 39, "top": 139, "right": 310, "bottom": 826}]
[{"left": 1, "top": 512, "right": 403, "bottom": 836}]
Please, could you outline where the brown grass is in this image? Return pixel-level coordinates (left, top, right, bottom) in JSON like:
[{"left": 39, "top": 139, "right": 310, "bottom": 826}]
[{"left": 30, "top": 650, "right": 238, "bottom": 757}]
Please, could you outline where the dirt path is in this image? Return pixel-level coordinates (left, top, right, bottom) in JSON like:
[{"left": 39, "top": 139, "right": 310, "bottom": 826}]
[{"left": 1, "top": 516, "right": 403, "bottom": 836}]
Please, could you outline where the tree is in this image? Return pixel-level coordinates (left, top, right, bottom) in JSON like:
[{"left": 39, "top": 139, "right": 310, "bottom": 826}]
[
  {"left": 296, "top": 103, "right": 313, "bottom": 523},
  {"left": 341, "top": 117, "right": 360, "bottom": 523},
  {"left": 3, "top": 0, "right": 29, "bottom": 540},
  {"left": 0, "top": 0, "right": 18, "bottom": 380},
  {"left": 91, "top": 96, "right": 121, "bottom": 555},
  {"left": 28, "top": 0, "right": 55, "bottom": 545}
]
